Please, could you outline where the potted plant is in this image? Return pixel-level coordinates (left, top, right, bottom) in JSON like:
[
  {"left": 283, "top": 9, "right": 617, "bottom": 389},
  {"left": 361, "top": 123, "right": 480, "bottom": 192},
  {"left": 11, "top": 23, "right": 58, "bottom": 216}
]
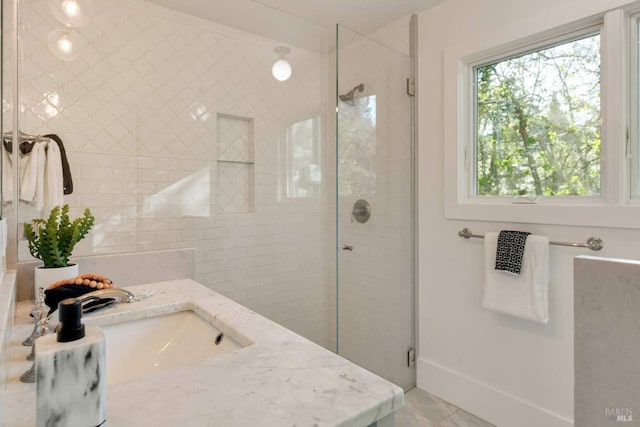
[{"left": 24, "top": 204, "right": 95, "bottom": 297}]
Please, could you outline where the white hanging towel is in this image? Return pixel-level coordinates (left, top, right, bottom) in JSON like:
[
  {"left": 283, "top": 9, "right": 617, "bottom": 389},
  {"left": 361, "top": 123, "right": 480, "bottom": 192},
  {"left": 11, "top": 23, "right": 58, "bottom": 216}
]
[
  {"left": 482, "top": 232, "right": 550, "bottom": 324},
  {"left": 20, "top": 141, "right": 47, "bottom": 209},
  {"left": 43, "top": 138, "right": 64, "bottom": 214},
  {"left": 2, "top": 144, "right": 13, "bottom": 202}
]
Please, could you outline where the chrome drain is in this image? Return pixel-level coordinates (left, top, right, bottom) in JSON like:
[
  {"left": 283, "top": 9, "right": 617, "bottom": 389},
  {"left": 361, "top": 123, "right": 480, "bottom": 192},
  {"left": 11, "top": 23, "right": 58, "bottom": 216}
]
[{"left": 215, "top": 333, "right": 224, "bottom": 345}]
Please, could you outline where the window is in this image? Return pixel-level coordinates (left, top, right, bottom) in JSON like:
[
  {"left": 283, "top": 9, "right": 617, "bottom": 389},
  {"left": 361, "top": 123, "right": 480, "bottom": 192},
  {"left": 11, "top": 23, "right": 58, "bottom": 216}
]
[
  {"left": 442, "top": 9, "right": 640, "bottom": 228},
  {"left": 338, "top": 94, "right": 377, "bottom": 197},
  {"left": 280, "top": 117, "right": 322, "bottom": 199},
  {"left": 474, "top": 34, "right": 601, "bottom": 197}
]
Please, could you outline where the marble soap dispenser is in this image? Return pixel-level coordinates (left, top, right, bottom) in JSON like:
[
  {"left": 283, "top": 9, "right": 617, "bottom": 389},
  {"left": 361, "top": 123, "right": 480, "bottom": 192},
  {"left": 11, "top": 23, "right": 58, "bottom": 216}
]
[{"left": 35, "top": 298, "right": 106, "bottom": 427}]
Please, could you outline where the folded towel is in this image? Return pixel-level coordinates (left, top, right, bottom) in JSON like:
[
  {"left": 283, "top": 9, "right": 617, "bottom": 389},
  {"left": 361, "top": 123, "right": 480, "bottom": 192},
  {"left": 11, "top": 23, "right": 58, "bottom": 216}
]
[
  {"left": 495, "top": 230, "right": 530, "bottom": 275},
  {"left": 482, "top": 232, "right": 549, "bottom": 324}
]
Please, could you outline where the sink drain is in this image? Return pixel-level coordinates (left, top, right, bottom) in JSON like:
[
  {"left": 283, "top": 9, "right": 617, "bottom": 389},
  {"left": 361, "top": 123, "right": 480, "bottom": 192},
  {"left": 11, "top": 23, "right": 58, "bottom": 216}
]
[{"left": 215, "top": 333, "right": 224, "bottom": 345}]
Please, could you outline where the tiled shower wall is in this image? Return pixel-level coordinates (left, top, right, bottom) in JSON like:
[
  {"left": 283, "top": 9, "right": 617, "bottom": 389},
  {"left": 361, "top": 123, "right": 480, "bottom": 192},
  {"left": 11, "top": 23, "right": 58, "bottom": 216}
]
[{"left": 10, "top": 0, "right": 330, "bottom": 346}]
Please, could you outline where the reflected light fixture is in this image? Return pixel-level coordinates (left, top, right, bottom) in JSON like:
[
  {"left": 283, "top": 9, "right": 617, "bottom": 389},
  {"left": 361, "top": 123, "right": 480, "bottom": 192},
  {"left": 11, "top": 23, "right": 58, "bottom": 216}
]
[
  {"left": 47, "top": 29, "right": 86, "bottom": 61},
  {"left": 272, "top": 46, "right": 292, "bottom": 82},
  {"left": 63, "top": 0, "right": 79, "bottom": 17},
  {"left": 57, "top": 34, "right": 73, "bottom": 54},
  {"left": 49, "top": 0, "right": 92, "bottom": 27}
]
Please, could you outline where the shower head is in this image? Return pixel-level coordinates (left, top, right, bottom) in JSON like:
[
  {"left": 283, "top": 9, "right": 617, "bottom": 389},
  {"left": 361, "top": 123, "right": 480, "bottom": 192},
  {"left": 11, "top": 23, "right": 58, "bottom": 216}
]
[{"left": 339, "top": 83, "right": 365, "bottom": 103}]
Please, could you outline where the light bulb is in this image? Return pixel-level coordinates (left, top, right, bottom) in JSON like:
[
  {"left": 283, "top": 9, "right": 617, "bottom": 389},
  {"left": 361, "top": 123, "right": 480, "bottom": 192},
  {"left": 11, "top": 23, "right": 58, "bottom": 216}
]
[{"left": 272, "top": 59, "right": 292, "bottom": 82}]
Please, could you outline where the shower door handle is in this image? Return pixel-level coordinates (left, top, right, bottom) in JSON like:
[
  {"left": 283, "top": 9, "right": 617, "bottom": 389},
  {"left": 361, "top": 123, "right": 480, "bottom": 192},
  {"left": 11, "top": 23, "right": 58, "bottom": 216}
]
[{"left": 342, "top": 244, "right": 353, "bottom": 251}]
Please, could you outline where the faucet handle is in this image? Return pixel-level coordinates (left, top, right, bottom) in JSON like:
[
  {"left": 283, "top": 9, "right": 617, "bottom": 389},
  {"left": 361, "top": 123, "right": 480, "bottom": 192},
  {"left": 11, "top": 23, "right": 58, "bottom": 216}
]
[
  {"left": 38, "top": 310, "right": 50, "bottom": 335},
  {"left": 36, "top": 287, "right": 46, "bottom": 308},
  {"left": 22, "top": 287, "right": 51, "bottom": 346}
]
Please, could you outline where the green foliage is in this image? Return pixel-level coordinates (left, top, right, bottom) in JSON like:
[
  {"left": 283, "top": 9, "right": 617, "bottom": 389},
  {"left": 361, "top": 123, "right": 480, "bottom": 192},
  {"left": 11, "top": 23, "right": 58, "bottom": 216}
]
[
  {"left": 23, "top": 205, "right": 95, "bottom": 268},
  {"left": 476, "top": 34, "right": 601, "bottom": 197},
  {"left": 338, "top": 95, "right": 377, "bottom": 196}
]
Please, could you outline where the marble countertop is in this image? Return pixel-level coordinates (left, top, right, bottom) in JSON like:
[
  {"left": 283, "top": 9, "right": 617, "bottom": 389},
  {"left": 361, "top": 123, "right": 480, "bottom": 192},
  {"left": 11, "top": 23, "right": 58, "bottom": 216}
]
[
  {"left": 0, "top": 271, "right": 17, "bottom": 354},
  {"left": 5, "top": 279, "right": 404, "bottom": 426}
]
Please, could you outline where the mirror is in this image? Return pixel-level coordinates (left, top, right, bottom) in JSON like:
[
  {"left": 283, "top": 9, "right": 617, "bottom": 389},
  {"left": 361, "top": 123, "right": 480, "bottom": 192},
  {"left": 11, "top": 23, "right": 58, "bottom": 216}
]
[{"left": 10, "top": 0, "right": 329, "bottom": 262}]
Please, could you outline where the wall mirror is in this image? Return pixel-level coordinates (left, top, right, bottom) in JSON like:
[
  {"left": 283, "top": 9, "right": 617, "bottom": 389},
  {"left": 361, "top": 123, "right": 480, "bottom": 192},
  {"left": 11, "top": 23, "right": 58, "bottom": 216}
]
[{"left": 8, "top": 0, "right": 330, "bottom": 264}]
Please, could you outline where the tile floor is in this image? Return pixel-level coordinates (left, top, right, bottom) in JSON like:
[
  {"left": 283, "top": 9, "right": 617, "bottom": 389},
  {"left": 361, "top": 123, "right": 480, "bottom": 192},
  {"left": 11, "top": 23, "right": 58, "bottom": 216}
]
[{"left": 396, "top": 388, "right": 495, "bottom": 427}]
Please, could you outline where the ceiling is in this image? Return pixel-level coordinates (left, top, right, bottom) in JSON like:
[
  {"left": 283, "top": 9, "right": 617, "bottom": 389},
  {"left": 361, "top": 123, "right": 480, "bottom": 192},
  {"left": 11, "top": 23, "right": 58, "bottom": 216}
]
[
  {"left": 145, "top": 0, "right": 445, "bottom": 51},
  {"left": 252, "top": 0, "right": 445, "bottom": 34}
]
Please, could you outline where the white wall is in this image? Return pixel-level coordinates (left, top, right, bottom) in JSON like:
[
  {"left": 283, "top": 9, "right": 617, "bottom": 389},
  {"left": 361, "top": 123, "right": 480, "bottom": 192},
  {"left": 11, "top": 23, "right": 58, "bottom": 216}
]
[{"left": 417, "top": 0, "right": 640, "bottom": 426}]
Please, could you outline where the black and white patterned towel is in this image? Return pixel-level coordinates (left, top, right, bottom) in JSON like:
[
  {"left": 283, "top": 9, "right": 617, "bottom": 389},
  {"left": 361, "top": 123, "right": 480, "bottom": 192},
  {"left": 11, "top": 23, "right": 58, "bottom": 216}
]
[{"left": 494, "top": 230, "right": 531, "bottom": 275}]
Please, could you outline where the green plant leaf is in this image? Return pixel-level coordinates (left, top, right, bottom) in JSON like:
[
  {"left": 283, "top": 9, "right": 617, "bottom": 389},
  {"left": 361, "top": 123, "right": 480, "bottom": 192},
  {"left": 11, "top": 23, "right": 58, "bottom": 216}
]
[{"left": 23, "top": 204, "right": 94, "bottom": 268}]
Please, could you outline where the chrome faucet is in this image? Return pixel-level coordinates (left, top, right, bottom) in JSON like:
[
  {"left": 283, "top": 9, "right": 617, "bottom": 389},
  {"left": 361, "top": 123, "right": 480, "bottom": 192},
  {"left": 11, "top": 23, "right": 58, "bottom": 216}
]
[
  {"left": 19, "top": 287, "right": 135, "bottom": 384},
  {"left": 79, "top": 287, "right": 135, "bottom": 303},
  {"left": 78, "top": 288, "right": 134, "bottom": 312},
  {"left": 22, "top": 288, "right": 50, "bottom": 346}
]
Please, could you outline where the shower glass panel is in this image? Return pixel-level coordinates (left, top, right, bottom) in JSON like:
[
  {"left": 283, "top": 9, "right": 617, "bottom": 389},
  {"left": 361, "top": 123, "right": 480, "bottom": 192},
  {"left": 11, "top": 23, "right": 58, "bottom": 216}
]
[{"left": 336, "top": 25, "right": 415, "bottom": 391}]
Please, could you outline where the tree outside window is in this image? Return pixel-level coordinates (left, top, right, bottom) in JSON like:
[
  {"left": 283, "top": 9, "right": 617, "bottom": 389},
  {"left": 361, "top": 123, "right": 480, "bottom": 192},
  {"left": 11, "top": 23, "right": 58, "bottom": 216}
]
[
  {"left": 475, "top": 33, "right": 601, "bottom": 196},
  {"left": 282, "top": 117, "right": 322, "bottom": 199}
]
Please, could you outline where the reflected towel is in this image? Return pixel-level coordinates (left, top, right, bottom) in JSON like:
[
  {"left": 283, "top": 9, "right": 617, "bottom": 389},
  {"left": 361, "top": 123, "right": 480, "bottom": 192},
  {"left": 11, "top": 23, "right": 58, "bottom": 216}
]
[
  {"left": 482, "top": 232, "right": 549, "bottom": 324},
  {"left": 20, "top": 141, "right": 47, "bottom": 208},
  {"left": 2, "top": 143, "right": 12, "bottom": 202},
  {"left": 43, "top": 138, "right": 64, "bottom": 214}
]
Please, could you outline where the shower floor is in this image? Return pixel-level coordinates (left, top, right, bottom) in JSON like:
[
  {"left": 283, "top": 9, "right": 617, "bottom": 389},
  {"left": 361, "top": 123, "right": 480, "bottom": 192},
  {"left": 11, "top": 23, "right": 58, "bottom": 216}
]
[{"left": 396, "top": 388, "right": 495, "bottom": 427}]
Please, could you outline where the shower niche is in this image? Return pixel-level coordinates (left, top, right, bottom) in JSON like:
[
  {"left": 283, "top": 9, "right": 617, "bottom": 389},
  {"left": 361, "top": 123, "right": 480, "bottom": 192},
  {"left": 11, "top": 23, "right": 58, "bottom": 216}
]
[{"left": 216, "top": 114, "right": 255, "bottom": 215}]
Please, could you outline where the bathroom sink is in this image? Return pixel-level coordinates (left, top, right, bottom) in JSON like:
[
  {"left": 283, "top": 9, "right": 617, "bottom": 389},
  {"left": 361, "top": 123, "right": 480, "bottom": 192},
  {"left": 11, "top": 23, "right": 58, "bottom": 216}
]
[{"left": 101, "top": 310, "right": 242, "bottom": 385}]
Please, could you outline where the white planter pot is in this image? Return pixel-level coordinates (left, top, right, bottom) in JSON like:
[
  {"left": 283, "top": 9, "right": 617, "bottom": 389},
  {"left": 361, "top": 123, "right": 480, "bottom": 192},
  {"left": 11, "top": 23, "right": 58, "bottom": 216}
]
[{"left": 34, "top": 264, "right": 79, "bottom": 300}]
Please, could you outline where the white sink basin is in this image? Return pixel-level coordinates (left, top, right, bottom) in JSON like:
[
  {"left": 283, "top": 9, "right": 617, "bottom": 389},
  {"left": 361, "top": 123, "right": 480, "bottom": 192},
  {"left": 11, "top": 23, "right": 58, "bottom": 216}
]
[{"left": 101, "top": 310, "right": 242, "bottom": 385}]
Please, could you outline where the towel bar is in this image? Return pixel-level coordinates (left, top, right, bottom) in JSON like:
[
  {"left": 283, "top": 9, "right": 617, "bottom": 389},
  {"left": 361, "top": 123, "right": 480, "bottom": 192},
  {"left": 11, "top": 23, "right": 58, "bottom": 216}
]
[{"left": 457, "top": 228, "right": 604, "bottom": 251}]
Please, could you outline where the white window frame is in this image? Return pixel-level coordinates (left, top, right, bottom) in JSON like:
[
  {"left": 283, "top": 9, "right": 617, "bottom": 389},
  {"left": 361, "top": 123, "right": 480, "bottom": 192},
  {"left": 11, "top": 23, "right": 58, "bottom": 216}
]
[{"left": 443, "top": 8, "right": 640, "bottom": 228}]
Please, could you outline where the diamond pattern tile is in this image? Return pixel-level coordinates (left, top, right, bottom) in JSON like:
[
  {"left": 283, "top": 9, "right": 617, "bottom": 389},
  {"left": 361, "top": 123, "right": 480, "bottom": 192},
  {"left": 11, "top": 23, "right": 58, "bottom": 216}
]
[
  {"left": 217, "top": 162, "right": 253, "bottom": 214},
  {"left": 217, "top": 115, "right": 252, "bottom": 162}
]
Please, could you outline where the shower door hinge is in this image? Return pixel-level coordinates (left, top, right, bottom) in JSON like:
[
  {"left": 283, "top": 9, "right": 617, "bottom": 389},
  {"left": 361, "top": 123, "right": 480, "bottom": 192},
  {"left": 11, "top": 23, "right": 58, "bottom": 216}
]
[
  {"left": 407, "top": 347, "right": 416, "bottom": 367},
  {"left": 406, "top": 78, "right": 415, "bottom": 97}
]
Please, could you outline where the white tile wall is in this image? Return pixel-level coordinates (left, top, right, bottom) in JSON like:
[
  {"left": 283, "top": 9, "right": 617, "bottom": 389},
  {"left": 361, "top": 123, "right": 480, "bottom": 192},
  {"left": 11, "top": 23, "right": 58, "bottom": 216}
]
[
  {"left": 217, "top": 114, "right": 254, "bottom": 214},
  {"left": 217, "top": 162, "right": 253, "bottom": 214},
  {"left": 11, "top": 0, "right": 331, "bottom": 347},
  {"left": 217, "top": 115, "right": 253, "bottom": 162}
]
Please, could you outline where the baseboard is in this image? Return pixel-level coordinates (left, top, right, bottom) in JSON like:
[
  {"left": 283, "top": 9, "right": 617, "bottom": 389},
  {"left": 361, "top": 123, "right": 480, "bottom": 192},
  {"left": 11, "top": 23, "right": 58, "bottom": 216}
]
[{"left": 417, "top": 357, "right": 573, "bottom": 427}]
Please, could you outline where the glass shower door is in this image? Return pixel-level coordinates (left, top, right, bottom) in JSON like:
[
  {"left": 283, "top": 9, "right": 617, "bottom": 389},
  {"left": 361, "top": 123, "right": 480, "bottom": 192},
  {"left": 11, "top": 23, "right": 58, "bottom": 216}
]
[{"left": 336, "top": 25, "right": 414, "bottom": 391}]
